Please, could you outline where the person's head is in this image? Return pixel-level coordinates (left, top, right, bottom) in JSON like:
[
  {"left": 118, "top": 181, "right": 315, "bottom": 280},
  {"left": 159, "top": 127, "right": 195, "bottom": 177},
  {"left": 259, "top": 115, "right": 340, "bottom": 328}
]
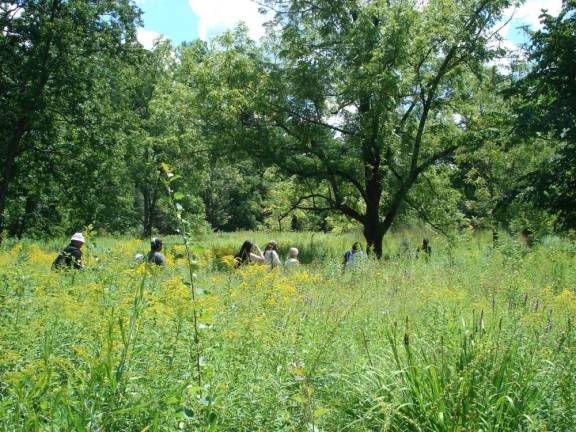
[
  {"left": 237, "top": 240, "right": 253, "bottom": 258},
  {"left": 352, "top": 242, "right": 360, "bottom": 252},
  {"left": 288, "top": 247, "right": 299, "bottom": 259},
  {"left": 266, "top": 240, "right": 278, "bottom": 251},
  {"left": 151, "top": 238, "right": 163, "bottom": 252},
  {"left": 422, "top": 238, "right": 429, "bottom": 247},
  {"left": 70, "top": 232, "right": 85, "bottom": 249}
]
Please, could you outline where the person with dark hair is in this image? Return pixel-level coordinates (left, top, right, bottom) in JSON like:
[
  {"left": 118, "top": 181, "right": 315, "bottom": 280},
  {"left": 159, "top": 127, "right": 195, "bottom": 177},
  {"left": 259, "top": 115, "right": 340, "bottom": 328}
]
[
  {"left": 263, "top": 240, "right": 281, "bottom": 270},
  {"left": 234, "top": 240, "right": 264, "bottom": 268},
  {"left": 148, "top": 238, "right": 166, "bottom": 266},
  {"left": 52, "top": 233, "right": 85, "bottom": 270},
  {"left": 420, "top": 238, "right": 432, "bottom": 258},
  {"left": 343, "top": 241, "right": 366, "bottom": 270}
]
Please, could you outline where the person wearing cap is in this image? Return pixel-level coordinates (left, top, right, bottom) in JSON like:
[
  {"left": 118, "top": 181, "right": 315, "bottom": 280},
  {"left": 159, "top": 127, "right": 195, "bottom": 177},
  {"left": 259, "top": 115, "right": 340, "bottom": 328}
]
[
  {"left": 52, "top": 232, "right": 85, "bottom": 270},
  {"left": 147, "top": 238, "right": 166, "bottom": 266}
]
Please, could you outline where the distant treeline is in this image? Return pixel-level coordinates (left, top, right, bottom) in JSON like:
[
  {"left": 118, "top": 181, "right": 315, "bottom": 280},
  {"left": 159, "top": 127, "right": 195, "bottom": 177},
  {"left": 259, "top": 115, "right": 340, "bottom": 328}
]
[{"left": 1, "top": 1, "right": 574, "bottom": 254}]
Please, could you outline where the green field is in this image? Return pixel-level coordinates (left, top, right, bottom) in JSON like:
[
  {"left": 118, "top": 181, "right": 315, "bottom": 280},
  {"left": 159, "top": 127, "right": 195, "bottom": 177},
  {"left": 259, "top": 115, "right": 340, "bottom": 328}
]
[{"left": 1, "top": 232, "right": 575, "bottom": 431}]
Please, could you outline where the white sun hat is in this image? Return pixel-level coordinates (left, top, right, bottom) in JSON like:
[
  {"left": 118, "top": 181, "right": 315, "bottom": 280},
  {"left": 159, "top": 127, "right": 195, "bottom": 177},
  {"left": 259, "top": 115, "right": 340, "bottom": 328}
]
[{"left": 71, "top": 232, "right": 85, "bottom": 243}]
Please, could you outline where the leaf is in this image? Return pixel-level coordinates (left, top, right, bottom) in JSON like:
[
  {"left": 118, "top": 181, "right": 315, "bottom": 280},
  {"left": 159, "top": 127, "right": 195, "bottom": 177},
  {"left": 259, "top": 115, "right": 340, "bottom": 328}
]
[
  {"left": 174, "top": 192, "right": 184, "bottom": 201},
  {"left": 314, "top": 407, "right": 329, "bottom": 418},
  {"left": 186, "top": 385, "right": 203, "bottom": 395},
  {"left": 208, "top": 412, "right": 217, "bottom": 424},
  {"left": 160, "top": 162, "right": 172, "bottom": 174},
  {"left": 291, "top": 366, "right": 305, "bottom": 376},
  {"left": 291, "top": 394, "right": 306, "bottom": 404},
  {"left": 175, "top": 406, "right": 194, "bottom": 419}
]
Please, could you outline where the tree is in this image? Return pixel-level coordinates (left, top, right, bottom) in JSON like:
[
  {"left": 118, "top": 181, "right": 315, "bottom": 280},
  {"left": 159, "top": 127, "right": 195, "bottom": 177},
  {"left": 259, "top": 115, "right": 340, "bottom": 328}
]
[
  {"left": 0, "top": 0, "right": 140, "bottom": 234},
  {"left": 166, "top": 35, "right": 273, "bottom": 232},
  {"left": 123, "top": 41, "right": 179, "bottom": 236},
  {"left": 226, "top": 0, "right": 515, "bottom": 256},
  {"left": 511, "top": 0, "right": 576, "bottom": 230}
]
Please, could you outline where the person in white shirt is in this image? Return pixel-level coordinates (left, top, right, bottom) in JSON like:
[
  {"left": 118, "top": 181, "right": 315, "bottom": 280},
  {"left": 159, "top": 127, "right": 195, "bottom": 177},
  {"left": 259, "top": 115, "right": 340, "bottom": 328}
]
[
  {"left": 263, "top": 240, "right": 281, "bottom": 269},
  {"left": 234, "top": 240, "right": 264, "bottom": 268},
  {"left": 284, "top": 247, "right": 300, "bottom": 271}
]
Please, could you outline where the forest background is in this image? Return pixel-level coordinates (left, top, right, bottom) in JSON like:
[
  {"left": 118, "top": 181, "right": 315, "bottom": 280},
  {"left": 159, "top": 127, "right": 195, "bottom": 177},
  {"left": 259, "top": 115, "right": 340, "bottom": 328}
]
[{"left": 1, "top": 0, "right": 575, "bottom": 254}]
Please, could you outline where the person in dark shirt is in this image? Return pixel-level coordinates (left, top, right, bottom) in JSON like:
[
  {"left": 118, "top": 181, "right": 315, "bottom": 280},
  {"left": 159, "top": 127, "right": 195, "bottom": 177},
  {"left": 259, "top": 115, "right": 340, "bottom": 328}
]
[
  {"left": 419, "top": 238, "right": 432, "bottom": 260},
  {"left": 343, "top": 242, "right": 366, "bottom": 270},
  {"left": 147, "top": 238, "right": 166, "bottom": 266},
  {"left": 52, "top": 233, "right": 85, "bottom": 270}
]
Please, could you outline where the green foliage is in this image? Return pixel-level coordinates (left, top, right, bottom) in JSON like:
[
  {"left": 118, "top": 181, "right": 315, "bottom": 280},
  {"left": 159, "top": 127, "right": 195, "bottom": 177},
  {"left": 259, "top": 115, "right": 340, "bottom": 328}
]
[
  {"left": 2, "top": 0, "right": 575, "bottom": 252},
  {"left": 0, "top": 0, "right": 141, "bottom": 235},
  {"left": 194, "top": 0, "right": 519, "bottom": 255},
  {"left": 511, "top": 0, "right": 576, "bottom": 230},
  {"left": 1, "top": 231, "right": 576, "bottom": 430}
]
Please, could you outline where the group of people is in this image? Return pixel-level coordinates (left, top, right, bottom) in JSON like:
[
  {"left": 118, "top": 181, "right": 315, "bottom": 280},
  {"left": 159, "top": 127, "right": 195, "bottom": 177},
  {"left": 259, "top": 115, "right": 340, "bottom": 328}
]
[
  {"left": 52, "top": 233, "right": 166, "bottom": 270},
  {"left": 233, "top": 240, "right": 300, "bottom": 271},
  {"left": 51, "top": 232, "right": 432, "bottom": 272},
  {"left": 51, "top": 234, "right": 300, "bottom": 272}
]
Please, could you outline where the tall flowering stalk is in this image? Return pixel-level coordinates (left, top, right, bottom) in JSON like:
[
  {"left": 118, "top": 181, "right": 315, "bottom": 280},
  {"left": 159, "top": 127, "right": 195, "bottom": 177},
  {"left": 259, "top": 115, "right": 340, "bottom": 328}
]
[{"left": 161, "top": 162, "right": 203, "bottom": 386}]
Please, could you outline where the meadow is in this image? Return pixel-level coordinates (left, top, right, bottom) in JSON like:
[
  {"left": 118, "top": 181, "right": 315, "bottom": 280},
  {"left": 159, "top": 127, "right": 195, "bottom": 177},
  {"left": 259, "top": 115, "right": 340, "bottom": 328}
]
[{"left": 0, "top": 231, "right": 575, "bottom": 431}]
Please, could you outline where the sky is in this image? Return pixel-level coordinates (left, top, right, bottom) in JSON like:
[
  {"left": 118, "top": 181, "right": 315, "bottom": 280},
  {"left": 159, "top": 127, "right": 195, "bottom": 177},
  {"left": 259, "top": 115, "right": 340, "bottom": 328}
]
[{"left": 134, "top": 0, "right": 563, "bottom": 50}]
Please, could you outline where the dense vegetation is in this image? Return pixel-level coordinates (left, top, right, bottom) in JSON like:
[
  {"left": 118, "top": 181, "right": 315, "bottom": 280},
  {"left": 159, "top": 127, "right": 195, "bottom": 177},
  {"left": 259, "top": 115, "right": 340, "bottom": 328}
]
[
  {"left": 1, "top": 232, "right": 575, "bottom": 430},
  {"left": 2, "top": 1, "right": 576, "bottom": 430},
  {"left": 1, "top": 0, "right": 575, "bottom": 252}
]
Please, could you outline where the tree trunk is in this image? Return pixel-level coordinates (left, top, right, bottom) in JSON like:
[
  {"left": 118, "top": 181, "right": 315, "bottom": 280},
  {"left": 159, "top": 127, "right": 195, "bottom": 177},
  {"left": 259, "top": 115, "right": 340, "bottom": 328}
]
[
  {"left": 14, "top": 195, "right": 36, "bottom": 238},
  {"left": 363, "top": 221, "right": 384, "bottom": 258},
  {"left": 363, "top": 180, "right": 384, "bottom": 258},
  {"left": 492, "top": 226, "right": 498, "bottom": 247},
  {"left": 143, "top": 187, "right": 152, "bottom": 237}
]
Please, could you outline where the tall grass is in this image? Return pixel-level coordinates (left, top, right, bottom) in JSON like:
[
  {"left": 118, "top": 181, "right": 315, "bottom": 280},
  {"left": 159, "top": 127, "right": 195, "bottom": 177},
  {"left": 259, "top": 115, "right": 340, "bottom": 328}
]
[{"left": 0, "top": 231, "right": 575, "bottom": 430}]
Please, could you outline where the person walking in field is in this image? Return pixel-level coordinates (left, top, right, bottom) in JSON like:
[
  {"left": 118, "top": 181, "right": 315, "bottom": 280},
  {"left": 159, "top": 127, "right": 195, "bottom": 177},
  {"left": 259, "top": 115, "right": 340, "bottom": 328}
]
[
  {"left": 52, "top": 232, "right": 85, "bottom": 270},
  {"left": 148, "top": 238, "right": 166, "bottom": 266},
  {"left": 264, "top": 240, "right": 281, "bottom": 270},
  {"left": 284, "top": 247, "right": 300, "bottom": 271},
  {"left": 343, "top": 241, "right": 366, "bottom": 270},
  {"left": 419, "top": 238, "right": 432, "bottom": 257},
  {"left": 234, "top": 240, "right": 265, "bottom": 268}
]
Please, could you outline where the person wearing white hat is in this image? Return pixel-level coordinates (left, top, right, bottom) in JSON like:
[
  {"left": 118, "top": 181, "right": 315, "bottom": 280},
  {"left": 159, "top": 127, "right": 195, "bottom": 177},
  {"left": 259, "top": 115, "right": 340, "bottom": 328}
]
[{"left": 52, "top": 232, "right": 85, "bottom": 270}]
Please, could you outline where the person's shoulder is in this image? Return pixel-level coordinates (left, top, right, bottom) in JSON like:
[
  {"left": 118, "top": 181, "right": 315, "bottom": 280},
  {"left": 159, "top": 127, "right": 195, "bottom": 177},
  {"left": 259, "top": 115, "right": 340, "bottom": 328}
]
[{"left": 66, "top": 245, "right": 82, "bottom": 256}]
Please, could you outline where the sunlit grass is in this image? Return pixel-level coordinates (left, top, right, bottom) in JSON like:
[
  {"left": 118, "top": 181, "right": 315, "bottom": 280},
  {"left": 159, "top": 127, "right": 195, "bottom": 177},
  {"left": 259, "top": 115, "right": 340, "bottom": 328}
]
[{"left": 0, "top": 232, "right": 575, "bottom": 431}]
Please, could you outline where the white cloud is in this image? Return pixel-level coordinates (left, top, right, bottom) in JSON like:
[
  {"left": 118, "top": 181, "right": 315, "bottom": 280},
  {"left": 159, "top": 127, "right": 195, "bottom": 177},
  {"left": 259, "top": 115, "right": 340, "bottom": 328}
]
[
  {"left": 188, "top": 0, "right": 267, "bottom": 40},
  {"left": 507, "top": 0, "right": 562, "bottom": 29},
  {"left": 499, "top": 0, "right": 562, "bottom": 39},
  {"left": 136, "top": 27, "right": 166, "bottom": 50},
  {"left": 488, "top": 1, "right": 562, "bottom": 72}
]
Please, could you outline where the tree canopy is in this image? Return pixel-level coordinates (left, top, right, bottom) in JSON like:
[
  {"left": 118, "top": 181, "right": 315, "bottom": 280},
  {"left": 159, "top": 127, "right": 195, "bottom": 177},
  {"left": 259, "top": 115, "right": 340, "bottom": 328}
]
[{"left": 0, "top": 0, "right": 573, "bottom": 250}]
